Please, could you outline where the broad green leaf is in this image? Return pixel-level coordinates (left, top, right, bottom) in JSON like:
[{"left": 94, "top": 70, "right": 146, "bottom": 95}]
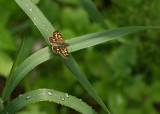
[
  {"left": 2, "top": 89, "right": 97, "bottom": 114},
  {"left": 77, "top": 0, "right": 108, "bottom": 29}
]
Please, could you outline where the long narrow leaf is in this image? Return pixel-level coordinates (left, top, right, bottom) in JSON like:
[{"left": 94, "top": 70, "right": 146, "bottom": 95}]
[
  {"left": 2, "top": 26, "right": 159, "bottom": 111},
  {"left": 2, "top": 89, "right": 97, "bottom": 114},
  {"left": 2, "top": 39, "right": 25, "bottom": 99},
  {"left": 15, "top": 0, "right": 111, "bottom": 113},
  {"left": 60, "top": 55, "right": 110, "bottom": 113},
  {"left": 68, "top": 26, "right": 160, "bottom": 52},
  {"left": 13, "top": 0, "right": 160, "bottom": 114},
  {"left": 15, "top": 0, "right": 55, "bottom": 44},
  {"left": 0, "top": 99, "right": 4, "bottom": 112},
  {"left": 78, "top": 0, "right": 108, "bottom": 29},
  {"left": 2, "top": 47, "right": 55, "bottom": 101}
]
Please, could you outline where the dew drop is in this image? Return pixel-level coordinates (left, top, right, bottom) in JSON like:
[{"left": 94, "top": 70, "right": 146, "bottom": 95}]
[
  {"left": 65, "top": 93, "right": 69, "bottom": 98},
  {"left": 18, "top": 94, "right": 22, "bottom": 99},
  {"left": 26, "top": 96, "right": 30, "bottom": 100},
  {"left": 58, "top": 96, "right": 61, "bottom": 99},
  {"left": 43, "top": 24, "right": 45, "bottom": 27},
  {"left": 47, "top": 91, "right": 52, "bottom": 96},
  {"left": 33, "top": 17, "right": 36, "bottom": 20},
  {"left": 61, "top": 97, "right": 65, "bottom": 101},
  {"left": 54, "top": 93, "right": 57, "bottom": 96},
  {"left": 29, "top": 8, "right": 32, "bottom": 11},
  {"left": 34, "top": 23, "right": 36, "bottom": 26}
]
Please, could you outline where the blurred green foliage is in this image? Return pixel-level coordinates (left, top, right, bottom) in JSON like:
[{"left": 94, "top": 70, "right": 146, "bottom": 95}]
[{"left": 0, "top": 0, "right": 160, "bottom": 113}]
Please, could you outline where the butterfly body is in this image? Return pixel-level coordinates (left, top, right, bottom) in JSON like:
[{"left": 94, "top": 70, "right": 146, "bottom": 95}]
[
  {"left": 48, "top": 30, "right": 69, "bottom": 58},
  {"left": 52, "top": 42, "right": 69, "bottom": 47}
]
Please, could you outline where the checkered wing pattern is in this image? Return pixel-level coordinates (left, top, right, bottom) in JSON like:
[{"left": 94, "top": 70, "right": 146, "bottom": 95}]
[{"left": 49, "top": 30, "right": 69, "bottom": 58}]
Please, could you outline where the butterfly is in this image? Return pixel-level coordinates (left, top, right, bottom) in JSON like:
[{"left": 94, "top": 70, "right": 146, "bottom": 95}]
[{"left": 48, "top": 30, "right": 69, "bottom": 58}]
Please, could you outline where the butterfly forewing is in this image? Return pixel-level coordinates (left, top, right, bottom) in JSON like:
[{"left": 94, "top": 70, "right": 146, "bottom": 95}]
[
  {"left": 52, "top": 30, "right": 64, "bottom": 42},
  {"left": 49, "top": 30, "right": 69, "bottom": 58}
]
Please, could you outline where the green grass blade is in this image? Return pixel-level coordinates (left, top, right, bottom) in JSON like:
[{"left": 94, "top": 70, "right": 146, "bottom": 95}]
[
  {"left": 15, "top": 0, "right": 55, "bottom": 44},
  {"left": 59, "top": 55, "right": 110, "bottom": 114},
  {"left": 68, "top": 26, "right": 160, "bottom": 52},
  {"left": 15, "top": 0, "right": 110, "bottom": 113},
  {"left": 77, "top": 0, "right": 108, "bottom": 29},
  {"left": 3, "top": 26, "right": 159, "bottom": 111},
  {"left": 1, "top": 39, "right": 25, "bottom": 99},
  {"left": 14, "top": 0, "right": 160, "bottom": 113},
  {"left": 0, "top": 98, "right": 4, "bottom": 112},
  {"left": 2, "top": 89, "right": 97, "bottom": 114},
  {"left": 2, "top": 47, "right": 55, "bottom": 101}
]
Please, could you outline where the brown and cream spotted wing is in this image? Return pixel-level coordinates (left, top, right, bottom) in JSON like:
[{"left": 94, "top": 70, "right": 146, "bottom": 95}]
[
  {"left": 48, "top": 30, "right": 64, "bottom": 44},
  {"left": 52, "top": 46, "right": 69, "bottom": 58},
  {"left": 49, "top": 30, "right": 69, "bottom": 58},
  {"left": 52, "top": 30, "right": 65, "bottom": 42}
]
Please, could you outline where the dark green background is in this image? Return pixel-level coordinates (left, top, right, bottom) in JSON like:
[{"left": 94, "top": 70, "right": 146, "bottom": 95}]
[{"left": 0, "top": 0, "right": 160, "bottom": 113}]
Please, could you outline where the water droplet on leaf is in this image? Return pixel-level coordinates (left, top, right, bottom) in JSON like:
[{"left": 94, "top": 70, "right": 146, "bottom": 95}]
[
  {"left": 18, "top": 94, "right": 22, "bottom": 99},
  {"left": 26, "top": 96, "right": 30, "bottom": 100},
  {"left": 65, "top": 93, "right": 69, "bottom": 98},
  {"left": 47, "top": 91, "right": 52, "bottom": 96},
  {"left": 61, "top": 97, "right": 65, "bottom": 101}
]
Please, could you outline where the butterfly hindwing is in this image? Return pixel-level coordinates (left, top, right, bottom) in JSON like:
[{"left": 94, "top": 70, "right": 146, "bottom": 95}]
[
  {"left": 52, "top": 46, "right": 59, "bottom": 54},
  {"left": 52, "top": 46, "right": 69, "bottom": 58},
  {"left": 59, "top": 46, "right": 69, "bottom": 58}
]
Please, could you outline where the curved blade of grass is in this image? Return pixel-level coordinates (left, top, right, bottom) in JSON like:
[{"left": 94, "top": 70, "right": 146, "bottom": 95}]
[
  {"left": 2, "top": 89, "right": 97, "bottom": 114},
  {"left": 14, "top": 0, "right": 160, "bottom": 113},
  {"left": 0, "top": 98, "right": 4, "bottom": 112},
  {"left": 68, "top": 26, "right": 160, "bottom": 52},
  {"left": 1, "top": 38, "right": 25, "bottom": 99},
  {"left": 78, "top": 0, "right": 108, "bottom": 29},
  {"left": 15, "top": 0, "right": 55, "bottom": 44},
  {"left": 2, "top": 26, "right": 159, "bottom": 112},
  {"left": 60, "top": 55, "right": 110, "bottom": 113},
  {"left": 2, "top": 47, "right": 55, "bottom": 101},
  {"left": 15, "top": 0, "right": 110, "bottom": 113}
]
